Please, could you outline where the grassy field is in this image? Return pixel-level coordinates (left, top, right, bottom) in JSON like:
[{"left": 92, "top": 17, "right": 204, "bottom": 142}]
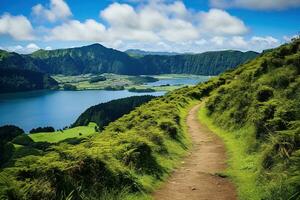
[
  {"left": 29, "top": 122, "right": 97, "bottom": 143},
  {"left": 52, "top": 73, "right": 208, "bottom": 92}
]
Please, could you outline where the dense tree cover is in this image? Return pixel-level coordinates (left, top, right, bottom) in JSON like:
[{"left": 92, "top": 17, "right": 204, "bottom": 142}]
[
  {"left": 73, "top": 95, "right": 156, "bottom": 129},
  {"left": 205, "top": 38, "right": 300, "bottom": 199},
  {"left": 30, "top": 127, "right": 55, "bottom": 134},
  {"left": 103, "top": 85, "right": 125, "bottom": 90},
  {"left": 128, "top": 87, "right": 156, "bottom": 93},
  {"left": 0, "top": 125, "right": 24, "bottom": 165},
  {"left": 0, "top": 50, "right": 38, "bottom": 71},
  {"left": 0, "top": 68, "right": 58, "bottom": 93},
  {"left": 0, "top": 44, "right": 258, "bottom": 76}
]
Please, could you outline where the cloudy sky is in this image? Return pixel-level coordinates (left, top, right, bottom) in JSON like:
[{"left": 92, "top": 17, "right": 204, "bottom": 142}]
[{"left": 0, "top": 0, "right": 299, "bottom": 54}]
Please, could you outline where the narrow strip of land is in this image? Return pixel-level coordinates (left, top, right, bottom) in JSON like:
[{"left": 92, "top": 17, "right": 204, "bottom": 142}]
[{"left": 153, "top": 104, "right": 237, "bottom": 200}]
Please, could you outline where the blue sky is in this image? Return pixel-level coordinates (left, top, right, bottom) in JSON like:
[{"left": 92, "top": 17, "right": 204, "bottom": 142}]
[{"left": 0, "top": 0, "right": 299, "bottom": 53}]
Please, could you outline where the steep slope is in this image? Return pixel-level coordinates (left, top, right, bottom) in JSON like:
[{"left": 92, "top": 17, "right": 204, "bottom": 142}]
[
  {"left": 0, "top": 44, "right": 258, "bottom": 76},
  {"left": 31, "top": 44, "right": 141, "bottom": 75},
  {"left": 30, "top": 46, "right": 258, "bottom": 75},
  {"left": 203, "top": 38, "right": 300, "bottom": 199},
  {"left": 0, "top": 50, "right": 39, "bottom": 71},
  {"left": 141, "top": 50, "right": 258, "bottom": 75}
]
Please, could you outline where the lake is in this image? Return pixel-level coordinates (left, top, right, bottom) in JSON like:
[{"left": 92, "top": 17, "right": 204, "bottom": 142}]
[
  {"left": 0, "top": 76, "right": 210, "bottom": 132},
  {"left": 0, "top": 90, "right": 164, "bottom": 132}
]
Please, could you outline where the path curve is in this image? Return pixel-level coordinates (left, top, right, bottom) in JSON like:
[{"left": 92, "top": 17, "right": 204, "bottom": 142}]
[{"left": 153, "top": 104, "right": 237, "bottom": 200}]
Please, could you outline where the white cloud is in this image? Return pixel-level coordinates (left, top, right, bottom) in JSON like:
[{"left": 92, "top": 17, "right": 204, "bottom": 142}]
[
  {"left": 211, "top": 36, "right": 226, "bottom": 46},
  {"left": 3, "top": 43, "right": 40, "bottom": 54},
  {"left": 283, "top": 35, "right": 299, "bottom": 42},
  {"left": 200, "top": 9, "right": 248, "bottom": 35},
  {"left": 251, "top": 36, "right": 279, "bottom": 45},
  {"left": 46, "top": 19, "right": 107, "bottom": 41},
  {"left": 229, "top": 36, "right": 248, "bottom": 47},
  {"left": 28, "top": 0, "right": 281, "bottom": 53},
  {"left": 210, "top": 0, "right": 300, "bottom": 10},
  {"left": 0, "top": 13, "right": 34, "bottom": 40},
  {"left": 45, "top": 46, "right": 52, "bottom": 50},
  {"left": 99, "top": 2, "right": 198, "bottom": 42},
  {"left": 32, "top": 0, "right": 72, "bottom": 22}
]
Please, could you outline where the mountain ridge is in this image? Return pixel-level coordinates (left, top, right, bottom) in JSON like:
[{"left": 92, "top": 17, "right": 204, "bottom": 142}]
[{"left": 0, "top": 43, "right": 259, "bottom": 76}]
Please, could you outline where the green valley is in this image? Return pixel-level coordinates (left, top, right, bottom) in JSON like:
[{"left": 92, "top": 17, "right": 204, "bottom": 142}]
[{"left": 0, "top": 37, "right": 299, "bottom": 200}]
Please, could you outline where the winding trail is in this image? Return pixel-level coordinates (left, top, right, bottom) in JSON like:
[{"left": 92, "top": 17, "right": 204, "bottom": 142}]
[{"left": 153, "top": 104, "right": 237, "bottom": 200}]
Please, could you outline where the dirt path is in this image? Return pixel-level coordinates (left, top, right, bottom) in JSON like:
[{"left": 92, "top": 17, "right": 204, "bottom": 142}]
[{"left": 153, "top": 104, "right": 237, "bottom": 200}]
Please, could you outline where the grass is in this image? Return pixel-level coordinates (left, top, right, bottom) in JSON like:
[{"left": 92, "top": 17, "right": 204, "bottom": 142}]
[
  {"left": 198, "top": 105, "right": 263, "bottom": 200},
  {"left": 52, "top": 73, "right": 210, "bottom": 92},
  {"left": 29, "top": 122, "right": 97, "bottom": 143}
]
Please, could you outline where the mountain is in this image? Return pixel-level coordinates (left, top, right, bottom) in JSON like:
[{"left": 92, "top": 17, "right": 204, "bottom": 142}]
[
  {"left": 0, "top": 50, "right": 39, "bottom": 71},
  {"left": 140, "top": 50, "right": 259, "bottom": 75},
  {"left": 0, "top": 39, "right": 299, "bottom": 199},
  {"left": 30, "top": 44, "right": 142, "bottom": 75},
  {"left": 125, "top": 49, "right": 180, "bottom": 57},
  {"left": 0, "top": 44, "right": 259, "bottom": 76}
]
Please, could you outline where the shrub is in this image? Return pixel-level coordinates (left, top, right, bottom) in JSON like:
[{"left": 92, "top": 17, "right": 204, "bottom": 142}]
[
  {"left": 159, "top": 121, "right": 178, "bottom": 139},
  {"left": 89, "top": 76, "right": 106, "bottom": 83},
  {"left": 256, "top": 86, "right": 274, "bottom": 102},
  {"left": 63, "top": 84, "right": 77, "bottom": 90},
  {"left": 30, "top": 126, "right": 55, "bottom": 134},
  {"left": 122, "top": 141, "right": 162, "bottom": 175},
  {"left": 12, "top": 135, "right": 34, "bottom": 146}
]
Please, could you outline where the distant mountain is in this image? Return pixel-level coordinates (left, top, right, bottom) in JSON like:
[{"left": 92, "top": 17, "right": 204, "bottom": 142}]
[
  {"left": 0, "top": 44, "right": 259, "bottom": 77},
  {"left": 30, "top": 44, "right": 142, "bottom": 75},
  {"left": 125, "top": 49, "right": 180, "bottom": 57},
  {"left": 140, "top": 50, "right": 259, "bottom": 75}
]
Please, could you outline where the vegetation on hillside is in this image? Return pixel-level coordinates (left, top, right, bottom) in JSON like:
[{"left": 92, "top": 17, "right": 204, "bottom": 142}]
[
  {"left": 0, "top": 125, "right": 24, "bottom": 165},
  {"left": 0, "top": 39, "right": 298, "bottom": 200},
  {"left": 0, "top": 74, "right": 224, "bottom": 199},
  {"left": 0, "top": 68, "right": 58, "bottom": 93},
  {"left": 140, "top": 50, "right": 258, "bottom": 75},
  {"left": 73, "top": 96, "right": 156, "bottom": 129},
  {"left": 30, "top": 127, "right": 55, "bottom": 134},
  {"left": 0, "top": 44, "right": 258, "bottom": 76},
  {"left": 203, "top": 38, "right": 300, "bottom": 199}
]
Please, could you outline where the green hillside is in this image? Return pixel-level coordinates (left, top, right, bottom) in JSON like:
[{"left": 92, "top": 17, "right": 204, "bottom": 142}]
[
  {"left": 140, "top": 50, "right": 258, "bottom": 75},
  {"left": 73, "top": 95, "right": 157, "bottom": 129},
  {"left": 0, "top": 68, "right": 58, "bottom": 93},
  {"left": 201, "top": 37, "right": 300, "bottom": 199},
  {"left": 0, "top": 39, "right": 298, "bottom": 199}
]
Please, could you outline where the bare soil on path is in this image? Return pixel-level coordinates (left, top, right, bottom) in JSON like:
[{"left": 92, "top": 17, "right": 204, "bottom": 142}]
[{"left": 153, "top": 104, "right": 237, "bottom": 200}]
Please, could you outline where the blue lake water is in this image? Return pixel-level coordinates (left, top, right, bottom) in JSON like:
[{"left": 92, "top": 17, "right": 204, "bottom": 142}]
[
  {"left": 0, "top": 76, "right": 211, "bottom": 132},
  {"left": 0, "top": 90, "right": 164, "bottom": 132}
]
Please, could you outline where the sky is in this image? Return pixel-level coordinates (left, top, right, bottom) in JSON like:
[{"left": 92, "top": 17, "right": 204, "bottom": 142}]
[{"left": 0, "top": 0, "right": 299, "bottom": 54}]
